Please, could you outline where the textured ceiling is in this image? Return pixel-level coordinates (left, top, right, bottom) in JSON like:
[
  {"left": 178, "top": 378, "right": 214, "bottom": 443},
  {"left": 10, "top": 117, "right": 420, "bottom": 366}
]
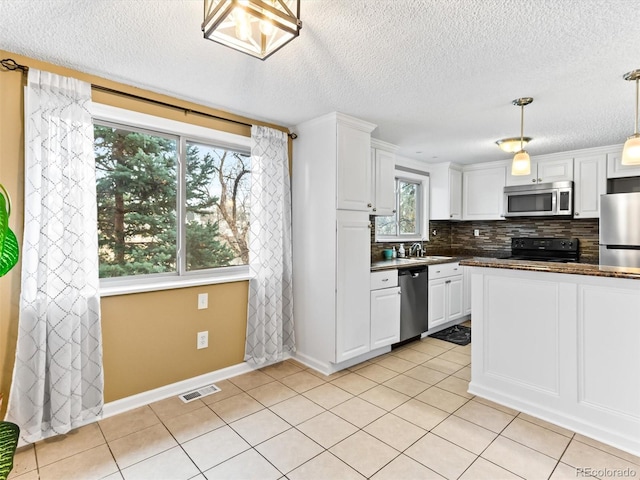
[{"left": 1, "top": 0, "right": 639, "bottom": 164}]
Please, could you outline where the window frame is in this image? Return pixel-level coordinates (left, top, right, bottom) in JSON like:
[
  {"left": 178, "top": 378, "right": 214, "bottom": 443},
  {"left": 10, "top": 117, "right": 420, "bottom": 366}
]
[
  {"left": 375, "top": 168, "right": 430, "bottom": 243},
  {"left": 92, "top": 103, "right": 252, "bottom": 296}
]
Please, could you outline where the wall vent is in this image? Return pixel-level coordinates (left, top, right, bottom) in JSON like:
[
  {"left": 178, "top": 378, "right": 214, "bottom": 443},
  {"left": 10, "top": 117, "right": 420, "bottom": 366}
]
[{"left": 178, "top": 383, "right": 221, "bottom": 403}]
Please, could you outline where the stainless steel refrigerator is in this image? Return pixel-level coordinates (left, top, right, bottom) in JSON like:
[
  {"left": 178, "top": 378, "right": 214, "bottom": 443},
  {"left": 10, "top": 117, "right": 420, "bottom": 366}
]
[{"left": 599, "top": 192, "right": 640, "bottom": 267}]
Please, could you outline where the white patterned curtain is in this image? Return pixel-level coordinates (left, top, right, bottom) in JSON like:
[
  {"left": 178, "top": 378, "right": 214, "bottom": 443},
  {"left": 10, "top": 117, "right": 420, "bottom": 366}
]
[
  {"left": 6, "top": 69, "right": 103, "bottom": 443},
  {"left": 245, "top": 126, "right": 295, "bottom": 364}
]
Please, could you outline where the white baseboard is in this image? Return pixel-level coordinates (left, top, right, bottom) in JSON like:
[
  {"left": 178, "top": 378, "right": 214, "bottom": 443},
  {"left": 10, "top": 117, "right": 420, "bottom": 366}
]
[
  {"left": 103, "top": 361, "right": 254, "bottom": 419},
  {"left": 293, "top": 346, "right": 391, "bottom": 375}
]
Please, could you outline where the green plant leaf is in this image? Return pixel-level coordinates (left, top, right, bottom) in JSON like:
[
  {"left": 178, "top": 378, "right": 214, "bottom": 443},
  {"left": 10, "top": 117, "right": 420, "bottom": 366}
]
[
  {"left": 0, "top": 227, "right": 18, "bottom": 277},
  {"left": 0, "top": 185, "right": 19, "bottom": 277},
  {"left": 0, "top": 190, "right": 7, "bottom": 251}
]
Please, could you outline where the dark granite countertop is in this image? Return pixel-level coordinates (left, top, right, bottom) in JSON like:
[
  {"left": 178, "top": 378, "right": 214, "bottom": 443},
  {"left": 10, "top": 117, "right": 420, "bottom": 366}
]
[{"left": 460, "top": 257, "right": 640, "bottom": 280}]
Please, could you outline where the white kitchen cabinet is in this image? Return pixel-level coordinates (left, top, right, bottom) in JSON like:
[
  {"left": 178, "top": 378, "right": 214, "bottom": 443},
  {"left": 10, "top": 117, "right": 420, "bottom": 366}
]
[
  {"left": 336, "top": 116, "right": 377, "bottom": 211},
  {"left": 506, "top": 157, "right": 573, "bottom": 186},
  {"left": 463, "top": 265, "right": 472, "bottom": 315},
  {"left": 336, "top": 211, "right": 372, "bottom": 362},
  {"left": 370, "top": 270, "right": 400, "bottom": 349},
  {"left": 606, "top": 146, "right": 640, "bottom": 178},
  {"left": 292, "top": 112, "right": 378, "bottom": 374},
  {"left": 428, "top": 262, "right": 463, "bottom": 329},
  {"left": 469, "top": 266, "right": 640, "bottom": 456},
  {"left": 371, "top": 139, "right": 398, "bottom": 216},
  {"left": 574, "top": 154, "right": 607, "bottom": 218},
  {"left": 462, "top": 165, "right": 507, "bottom": 220},
  {"left": 429, "top": 162, "right": 462, "bottom": 220}
]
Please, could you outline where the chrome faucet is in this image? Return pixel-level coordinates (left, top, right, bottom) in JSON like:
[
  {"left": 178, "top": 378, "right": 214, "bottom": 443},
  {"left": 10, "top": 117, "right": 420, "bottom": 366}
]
[{"left": 409, "top": 242, "right": 423, "bottom": 257}]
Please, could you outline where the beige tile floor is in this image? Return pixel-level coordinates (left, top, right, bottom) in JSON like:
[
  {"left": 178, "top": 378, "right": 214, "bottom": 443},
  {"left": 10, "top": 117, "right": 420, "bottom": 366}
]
[{"left": 8, "top": 325, "right": 640, "bottom": 480}]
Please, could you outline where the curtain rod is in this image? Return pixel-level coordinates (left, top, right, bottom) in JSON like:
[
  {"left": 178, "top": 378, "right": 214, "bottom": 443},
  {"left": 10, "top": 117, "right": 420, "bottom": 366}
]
[{"left": 0, "top": 58, "right": 297, "bottom": 139}]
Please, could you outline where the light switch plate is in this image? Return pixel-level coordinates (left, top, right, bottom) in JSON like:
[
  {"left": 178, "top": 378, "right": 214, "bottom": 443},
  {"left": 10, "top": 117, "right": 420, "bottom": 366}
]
[{"left": 198, "top": 293, "right": 208, "bottom": 309}]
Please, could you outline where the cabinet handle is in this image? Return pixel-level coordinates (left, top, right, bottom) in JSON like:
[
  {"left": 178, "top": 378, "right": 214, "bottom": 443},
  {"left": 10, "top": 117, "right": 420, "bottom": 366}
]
[
  {"left": 575, "top": 212, "right": 580, "bottom": 216},
  {"left": 538, "top": 178, "right": 542, "bottom": 182},
  {"left": 450, "top": 214, "right": 453, "bottom": 218},
  {"left": 368, "top": 223, "right": 372, "bottom": 229},
  {"left": 382, "top": 278, "right": 388, "bottom": 282},
  {"left": 446, "top": 280, "right": 451, "bottom": 284},
  {"left": 436, "top": 270, "right": 441, "bottom": 273},
  {"left": 532, "top": 179, "right": 536, "bottom": 183},
  {"left": 398, "top": 290, "right": 402, "bottom": 295},
  {"left": 367, "top": 203, "right": 372, "bottom": 208},
  {"left": 373, "top": 207, "right": 377, "bottom": 212},
  {"left": 392, "top": 209, "right": 397, "bottom": 213}
]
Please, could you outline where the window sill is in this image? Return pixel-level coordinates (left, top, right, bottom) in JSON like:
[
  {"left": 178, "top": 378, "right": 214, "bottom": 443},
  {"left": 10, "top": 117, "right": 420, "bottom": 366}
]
[{"left": 100, "top": 270, "right": 253, "bottom": 297}]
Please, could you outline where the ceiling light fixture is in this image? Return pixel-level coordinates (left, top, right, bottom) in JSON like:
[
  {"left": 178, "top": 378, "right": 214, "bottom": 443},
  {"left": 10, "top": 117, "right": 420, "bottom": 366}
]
[
  {"left": 510, "top": 97, "right": 534, "bottom": 176},
  {"left": 622, "top": 69, "right": 640, "bottom": 165},
  {"left": 202, "top": 0, "right": 302, "bottom": 60},
  {"left": 495, "top": 136, "right": 532, "bottom": 153}
]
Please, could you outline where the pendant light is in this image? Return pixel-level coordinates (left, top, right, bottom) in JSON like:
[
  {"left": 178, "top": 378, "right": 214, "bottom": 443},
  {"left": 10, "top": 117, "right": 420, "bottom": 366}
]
[
  {"left": 622, "top": 69, "right": 640, "bottom": 165},
  {"left": 202, "top": 0, "right": 302, "bottom": 60},
  {"left": 511, "top": 97, "right": 533, "bottom": 176}
]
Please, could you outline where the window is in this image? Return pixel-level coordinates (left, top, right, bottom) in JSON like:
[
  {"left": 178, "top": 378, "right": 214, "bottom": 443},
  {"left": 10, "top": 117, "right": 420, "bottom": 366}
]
[
  {"left": 376, "top": 168, "right": 429, "bottom": 242},
  {"left": 93, "top": 104, "right": 251, "bottom": 287}
]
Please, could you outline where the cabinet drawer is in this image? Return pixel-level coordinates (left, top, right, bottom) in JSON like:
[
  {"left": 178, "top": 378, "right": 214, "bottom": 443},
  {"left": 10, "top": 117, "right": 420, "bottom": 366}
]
[
  {"left": 371, "top": 269, "right": 398, "bottom": 290},
  {"left": 428, "top": 262, "right": 461, "bottom": 279}
]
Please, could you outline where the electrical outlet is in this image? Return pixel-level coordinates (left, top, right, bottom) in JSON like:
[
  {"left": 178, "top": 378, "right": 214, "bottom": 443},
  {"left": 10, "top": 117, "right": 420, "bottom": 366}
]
[
  {"left": 197, "top": 331, "right": 208, "bottom": 349},
  {"left": 198, "top": 293, "right": 208, "bottom": 310},
  {"left": 474, "top": 229, "right": 480, "bottom": 237}
]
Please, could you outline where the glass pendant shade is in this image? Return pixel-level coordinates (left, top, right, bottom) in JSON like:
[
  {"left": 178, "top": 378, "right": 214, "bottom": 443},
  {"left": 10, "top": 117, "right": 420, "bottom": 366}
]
[
  {"left": 496, "top": 137, "right": 531, "bottom": 153},
  {"left": 512, "top": 150, "right": 531, "bottom": 175},
  {"left": 622, "top": 134, "right": 640, "bottom": 165},
  {"left": 202, "top": 0, "right": 302, "bottom": 60}
]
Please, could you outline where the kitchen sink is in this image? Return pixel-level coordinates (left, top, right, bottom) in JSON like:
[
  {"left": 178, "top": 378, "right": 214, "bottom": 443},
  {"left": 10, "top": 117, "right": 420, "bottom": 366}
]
[{"left": 395, "top": 255, "right": 453, "bottom": 262}]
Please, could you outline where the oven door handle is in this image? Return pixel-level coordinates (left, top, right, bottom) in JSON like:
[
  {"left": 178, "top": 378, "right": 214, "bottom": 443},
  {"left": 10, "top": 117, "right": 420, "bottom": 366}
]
[{"left": 551, "top": 190, "right": 558, "bottom": 214}]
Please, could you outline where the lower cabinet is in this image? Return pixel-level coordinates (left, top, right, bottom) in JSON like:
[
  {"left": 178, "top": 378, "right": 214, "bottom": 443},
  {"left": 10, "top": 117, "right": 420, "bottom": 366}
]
[
  {"left": 370, "top": 270, "right": 401, "bottom": 349},
  {"left": 428, "top": 262, "right": 463, "bottom": 329}
]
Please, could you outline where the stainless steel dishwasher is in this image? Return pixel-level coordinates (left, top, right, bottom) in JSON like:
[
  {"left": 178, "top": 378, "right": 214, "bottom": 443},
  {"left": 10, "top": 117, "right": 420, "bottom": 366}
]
[{"left": 397, "top": 266, "right": 429, "bottom": 342}]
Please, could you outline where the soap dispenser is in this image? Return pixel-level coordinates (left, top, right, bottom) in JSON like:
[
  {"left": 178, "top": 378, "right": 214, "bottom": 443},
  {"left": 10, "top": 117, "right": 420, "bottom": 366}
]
[
  {"left": 398, "top": 243, "right": 405, "bottom": 258},
  {"left": 392, "top": 246, "right": 397, "bottom": 258}
]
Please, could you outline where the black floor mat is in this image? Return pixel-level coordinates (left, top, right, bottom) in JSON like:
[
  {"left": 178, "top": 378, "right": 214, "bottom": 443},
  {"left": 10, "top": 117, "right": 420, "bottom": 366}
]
[{"left": 429, "top": 325, "right": 471, "bottom": 346}]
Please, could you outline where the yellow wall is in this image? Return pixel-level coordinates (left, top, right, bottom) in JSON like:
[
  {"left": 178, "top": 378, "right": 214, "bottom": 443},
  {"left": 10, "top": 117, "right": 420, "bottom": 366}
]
[{"left": 0, "top": 50, "right": 287, "bottom": 412}]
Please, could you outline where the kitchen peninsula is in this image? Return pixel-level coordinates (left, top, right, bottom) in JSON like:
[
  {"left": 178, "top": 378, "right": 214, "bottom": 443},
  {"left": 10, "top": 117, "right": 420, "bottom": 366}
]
[{"left": 461, "top": 258, "right": 640, "bottom": 456}]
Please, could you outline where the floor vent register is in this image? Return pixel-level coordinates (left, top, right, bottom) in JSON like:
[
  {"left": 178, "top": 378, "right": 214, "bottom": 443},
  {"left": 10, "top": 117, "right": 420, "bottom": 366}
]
[{"left": 178, "top": 384, "right": 221, "bottom": 403}]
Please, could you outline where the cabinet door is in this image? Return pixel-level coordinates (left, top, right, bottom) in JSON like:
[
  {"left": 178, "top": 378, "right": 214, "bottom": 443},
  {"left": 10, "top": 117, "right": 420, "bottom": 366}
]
[
  {"left": 606, "top": 147, "right": 640, "bottom": 178},
  {"left": 537, "top": 158, "right": 574, "bottom": 183},
  {"left": 574, "top": 154, "right": 606, "bottom": 219},
  {"left": 337, "top": 123, "right": 372, "bottom": 211},
  {"left": 370, "top": 287, "right": 401, "bottom": 349},
  {"left": 463, "top": 166, "right": 507, "bottom": 220},
  {"left": 449, "top": 168, "right": 462, "bottom": 219},
  {"left": 447, "top": 276, "right": 464, "bottom": 321},
  {"left": 373, "top": 149, "right": 396, "bottom": 216},
  {"left": 428, "top": 278, "right": 447, "bottom": 329},
  {"left": 463, "top": 266, "right": 472, "bottom": 315},
  {"left": 336, "top": 211, "right": 371, "bottom": 362}
]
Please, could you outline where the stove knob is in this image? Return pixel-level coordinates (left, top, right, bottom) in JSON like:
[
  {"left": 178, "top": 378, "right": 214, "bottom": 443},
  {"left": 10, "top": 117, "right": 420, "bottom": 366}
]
[
  {"left": 569, "top": 242, "right": 573, "bottom": 247},
  {"left": 561, "top": 241, "right": 566, "bottom": 246}
]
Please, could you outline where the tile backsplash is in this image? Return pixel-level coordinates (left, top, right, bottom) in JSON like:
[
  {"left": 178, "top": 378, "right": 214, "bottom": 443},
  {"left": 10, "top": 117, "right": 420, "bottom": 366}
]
[{"left": 371, "top": 217, "right": 599, "bottom": 262}]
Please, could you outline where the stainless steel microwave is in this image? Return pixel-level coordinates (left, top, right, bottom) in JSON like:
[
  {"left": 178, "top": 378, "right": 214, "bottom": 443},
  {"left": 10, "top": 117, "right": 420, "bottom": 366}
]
[{"left": 503, "top": 181, "right": 573, "bottom": 217}]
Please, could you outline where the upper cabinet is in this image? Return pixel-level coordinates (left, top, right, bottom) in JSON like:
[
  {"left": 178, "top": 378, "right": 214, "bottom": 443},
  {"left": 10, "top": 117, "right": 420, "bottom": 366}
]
[
  {"left": 574, "top": 154, "right": 607, "bottom": 218},
  {"left": 370, "top": 139, "right": 398, "bottom": 216},
  {"left": 430, "top": 162, "right": 463, "bottom": 220},
  {"left": 505, "top": 157, "right": 574, "bottom": 186},
  {"left": 336, "top": 115, "right": 377, "bottom": 211},
  {"left": 606, "top": 147, "right": 640, "bottom": 178},
  {"left": 463, "top": 165, "right": 507, "bottom": 220}
]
